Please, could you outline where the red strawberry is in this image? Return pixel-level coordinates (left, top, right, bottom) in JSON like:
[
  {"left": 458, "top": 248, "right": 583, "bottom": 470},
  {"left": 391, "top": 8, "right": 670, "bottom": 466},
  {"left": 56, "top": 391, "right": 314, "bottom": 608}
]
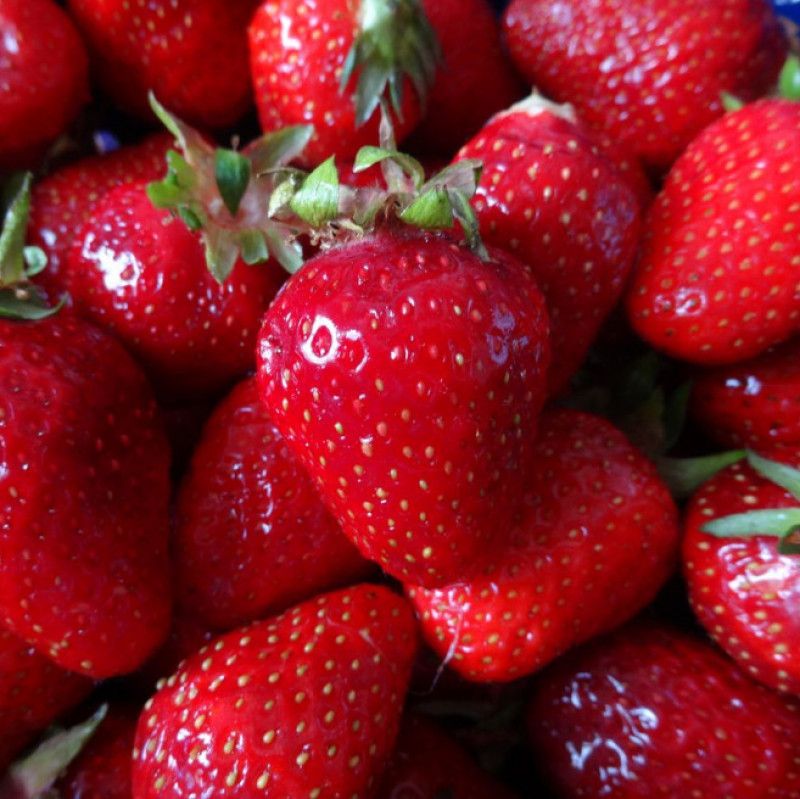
[
  {"left": 502, "top": 0, "right": 787, "bottom": 173},
  {"left": 684, "top": 451, "right": 800, "bottom": 695},
  {"left": 175, "top": 376, "right": 370, "bottom": 630},
  {"left": 407, "top": 409, "right": 679, "bottom": 682},
  {"left": 28, "top": 134, "right": 171, "bottom": 297},
  {"left": 257, "top": 229, "right": 550, "bottom": 587},
  {"left": 456, "top": 97, "right": 643, "bottom": 393},
  {"left": 132, "top": 584, "right": 418, "bottom": 799},
  {"left": 248, "top": 0, "right": 436, "bottom": 167},
  {"left": 527, "top": 622, "right": 800, "bottom": 798},
  {"left": 691, "top": 338, "right": 800, "bottom": 450},
  {"left": 406, "top": 0, "right": 524, "bottom": 158},
  {"left": 56, "top": 707, "right": 137, "bottom": 799},
  {"left": 66, "top": 0, "right": 256, "bottom": 129},
  {"left": 0, "top": 628, "right": 91, "bottom": 770},
  {"left": 378, "top": 714, "right": 518, "bottom": 799},
  {"left": 64, "top": 181, "right": 284, "bottom": 403},
  {"left": 0, "top": 0, "right": 89, "bottom": 169},
  {"left": 0, "top": 313, "right": 172, "bottom": 678},
  {"left": 627, "top": 100, "right": 800, "bottom": 365}
]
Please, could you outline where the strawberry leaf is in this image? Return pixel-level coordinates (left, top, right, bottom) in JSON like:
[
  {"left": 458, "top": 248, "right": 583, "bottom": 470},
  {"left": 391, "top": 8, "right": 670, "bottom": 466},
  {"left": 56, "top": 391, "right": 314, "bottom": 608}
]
[
  {"left": 215, "top": 149, "right": 251, "bottom": 216},
  {"left": 779, "top": 54, "right": 800, "bottom": 102},
  {"left": 290, "top": 157, "right": 340, "bottom": 227},
  {"left": 703, "top": 508, "right": 800, "bottom": 538},
  {"left": 747, "top": 450, "right": 800, "bottom": 501},
  {"left": 400, "top": 187, "right": 453, "bottom": 229},
  {"left": 247, "top": 125, "right": 314, "bottom": 176},
  {"left": 778, "top": 527, "right": 800, "bottom": 555},
  {"left": 658, "top": 450, "right": 747, "bottom": 499}
]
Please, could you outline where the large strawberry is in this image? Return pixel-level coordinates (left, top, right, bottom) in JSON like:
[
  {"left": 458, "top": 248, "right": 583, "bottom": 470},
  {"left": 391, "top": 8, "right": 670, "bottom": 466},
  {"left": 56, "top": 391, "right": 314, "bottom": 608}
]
[
  {"left": 691, "top": 338, "right": 800, "bottom": 450},
  {"left": 132, "top": 585, "right": 418, "bottom": 799},
  {"left": 66, "top": 0, "right": 256, "bottom": 129},
  {"left": 627, "top": 99, "right": 800, "bottom": 365},
  {"left": 503, "top": 0, "right": 786, "bottom": 173},
  {"left": 0, "top": 0, "right": 89, "bottom": 168},
  {"left": 407, "top": 409, "right": 679, "bottom": 682},
  {"left": 0, "top": 628, "right": 91, "bottom": 770},
  {"left": 456, "top": 97, "right": 643, "bottom": 393},
  {"left": 175, "top": 376, "right": 370, "bottom": 630},
  {"left": 29, "top": 134, "right": 171, "bottom": 296},
  {"left": 248, "top": 0, "right": 438, "bottom": 166},
  {"left": 527, "top": 622, "right": 800, "bottom": 798},
  {"left": 684, "top": 450, "right": 800, "bottom": 695}
]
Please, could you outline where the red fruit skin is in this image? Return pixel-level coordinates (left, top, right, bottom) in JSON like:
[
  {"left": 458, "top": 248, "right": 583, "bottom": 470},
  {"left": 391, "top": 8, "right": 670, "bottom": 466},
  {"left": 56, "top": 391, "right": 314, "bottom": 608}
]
[
  {"left": 257, "top": 229, "right": 551, "bottom": 587},
  {"left": 457, "top": 102, "right": 642, "bottom": 394},
  {"left": 175, "top": 377, "right": 371, "bottom": 630},
  {"left": 0, "top": 628, "right": 91, "bottom": 770},
  {"left": 527, "top": 623, "right": 800, "bottom": 798},
  {"left": 0, "top": 314, "right": 172, "bottom": 679},
  {"left": 133, "top": 585, "right": 418, "bottom": 799},
  {"left": 67, "top": 0, "right": 255, "bottom": 129},
  {"left": 691, "top": 339, "right": 800, "bottom": 450},
  {"left": 377, "top": 714, "right": 517, "bottom": 799},
  {"left": 248, "top": 0, "right": 421, "bottom": 168},
  {"left": 627, "top": 100, "right": 800, "bottom": 365},
  {"left": 684, "top": 452, "right": 800, "bottom": 695},
  {"left": 0, "top": 0, "right": 89, "bottom": 169},
  {"left": 408, "top": 410, "right": 679, "bottom": 683},
  {"left": 65, "top": 182, "right": 284, "bottom": 404},
  {"left": 29, "top": 135, "right": 171, "bottom": 297},
  {"left": 57, "top": 707, "right": 137, "bottom": 799},
  {"left": 503, "top": 0, "right": 786, "bottom": 174},
  {"left": 406, "top": 0, "right": 524, "bottom": 158}
]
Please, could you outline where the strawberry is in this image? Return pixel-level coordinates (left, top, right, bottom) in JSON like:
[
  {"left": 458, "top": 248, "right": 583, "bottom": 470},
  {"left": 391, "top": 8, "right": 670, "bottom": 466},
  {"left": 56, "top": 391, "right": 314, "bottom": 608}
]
[
  {"left": 0, "top": 628, "right": 91, "bottom": 770},
  {"left": 407, "top": 409, "right": 679, "bottom": 682},
  {"left": 257, "top": 228, "right": 550, "bottom": 587},
  {"left": 28, "top": 134, "right": 171, "bottom": 297},
  {"left": 132, "top": 584, "right": 418, "bottom": 799},
  {"left": 378, "top": 714, "right": 518, "bottom": 799},
  {"left": 684, "top": 450, "right": 800, "bottom": 695},
  {"left": 527, "top": 622, "right": 800, "bottom": 798},
  {"left": 691, "top": 338, "right": 800, "bottom": 450},
  {"left": 56, "top": 706, "right": 137, "bottom": 799},
  {"left": 502, "top": 0, "right": 787, "bottom": 173},
  {"left": 248, "top": 0, "right": 438, "bottom": 166},
  {"left": 627, "top": 99, "right": 800, "bottom": 365},
  {"left": 456, "top": 97, "right": 643, "bottom": 393},
  {"left": 64, "top": 180, "right": 284, "bottom": 403},
  {"left": 175, "top": 376, "right": 370, "bottom": 630},
  {"left": 0, "top": 313, "right": 172, "bottom": 678},
  {"left": 66, "top": 0, "right": 256, "bottom": 129},
  {"left": 0, "top": 0, "right": 89, "bottom": 169}
]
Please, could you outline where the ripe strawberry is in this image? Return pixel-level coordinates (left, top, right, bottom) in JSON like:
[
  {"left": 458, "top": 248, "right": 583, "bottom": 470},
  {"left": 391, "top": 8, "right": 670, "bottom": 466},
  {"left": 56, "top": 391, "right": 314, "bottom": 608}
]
[
  {"left": 0, "top": 313, "right": 172, "bottom": 678},
  {"left": 56, "top": 706, "right": 137, "bottom": 799},
  {"left": 406, "top": 0, "right": 524, "bottom": 157},
  {"left": 132, "top": 585, "right": 418, "bottom": 799},
  {"left": 0, "top": 628, "right": 91, "bottom": 770},
  {"left": 66, "top": 0, "right": 256, "bottom": 129},
  {"left": 28, "top": 134, "right": 171, "bottom": 297},
  {"left": 175, "top": 376, "right": 370, "bottom": 630},
  {"left": 502, "top": 0, "right": 787, "bottom": 173},
  {"left": 527, "top": 622, "right": 800, "bottom": 798},
  {"left": 627, "top": 100, "right": 800, "bottom": 365},
  {"left": 64, "top": 181, "right": 284, "bottom": 403},
  {"left": 0, "top": 0, "right": 89, "bottom": 169},
  {"left": 257, "top": 229, "right": 550, "bottom": 587},
  {"left": 691, "top": 338, "right": 800, "bottom": 450},
  {"left": 378, "top": 714, "right": 518, "bottom": 799},
  {"left": 684, "top": 451, "right": 800, "bottom": 695},
  {"left": 456, "top": 97, "right": 643, "bottom": 393},
  {"left": 248, "top": 0, "right": 437, "bottom": 166},
  {"left": 407, "top": 409, "right": 679, "bottom": 682}
]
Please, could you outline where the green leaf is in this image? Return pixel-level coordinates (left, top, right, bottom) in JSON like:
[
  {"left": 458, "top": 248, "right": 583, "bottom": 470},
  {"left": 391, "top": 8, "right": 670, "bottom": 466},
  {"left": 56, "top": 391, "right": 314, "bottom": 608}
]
[
  {"left": 400, "top": 187, "right": 453, "bottom": 229},
  {"left": 0, "top": 173, "right": 34, "bottom": 287},
  {"left": 238, "top": 229, "right": 269, "bottom": 265},
  {"left": 721, "top": 92, "right": 744, "bottom": 113},
  {"left": 290, "top": 157, "right": 340, "bottom": 227},
  {"left": 779, "top": 54, "right": 800, "bottom": 102},
  {"left": 263, "top": 227, "right": 304, "bottom": 274},
  {"left": 204, "top": 227, "right": 240, "bottom": 285},
  {"left": 747, "top": 450, "right": 800, "bottom": 501},
  {"left": 248, "top": 126, "right": 315, "bottom": 175},
  {"left": 449, "top": 189, "right": 488, "bottom": 260},
  {"left": 657, "top": 450, "right": 746, "bottom": 500},
  {"left": 354, "top": 146, "right": 425, "bottom": 189},
  {"left": 0, "top": 288, "right": 64, "bottom": 321},
  {"left": 23, "top": 246, "right": 47, "bottom": 277},
  {"left": 178, "top": 206, "right": 204, "bottom": 232},
  {"left": 702, "top": 508, "right": 800, "bottom": 538},
  {"left": 215, "top": 149, "right": 251, "bottom": 216}
]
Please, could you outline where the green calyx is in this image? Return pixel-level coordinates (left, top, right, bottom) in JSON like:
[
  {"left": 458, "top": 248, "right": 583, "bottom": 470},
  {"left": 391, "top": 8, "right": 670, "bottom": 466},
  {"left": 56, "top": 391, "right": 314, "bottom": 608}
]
[
  {"left": 779, "top": 54, "right": 800, "bottom": 102},
  {"left": 0, "top": 173, "right": 63, "bottom": 321},
  {"left": 702, "top": 451, "right": 800, "bottom": 553},
  {"left": 658, "top": 450, "right": 746, "bottom": 500},
  {"left": 342, "top": 0, "right": 441, "bottom": 126}
]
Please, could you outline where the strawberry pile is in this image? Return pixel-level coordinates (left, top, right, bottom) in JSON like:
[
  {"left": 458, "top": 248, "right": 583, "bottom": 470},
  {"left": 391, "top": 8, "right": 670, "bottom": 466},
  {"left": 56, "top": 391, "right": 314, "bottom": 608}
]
[{"left": 1, "top": 0, "right": 800, "bottom": 797}]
